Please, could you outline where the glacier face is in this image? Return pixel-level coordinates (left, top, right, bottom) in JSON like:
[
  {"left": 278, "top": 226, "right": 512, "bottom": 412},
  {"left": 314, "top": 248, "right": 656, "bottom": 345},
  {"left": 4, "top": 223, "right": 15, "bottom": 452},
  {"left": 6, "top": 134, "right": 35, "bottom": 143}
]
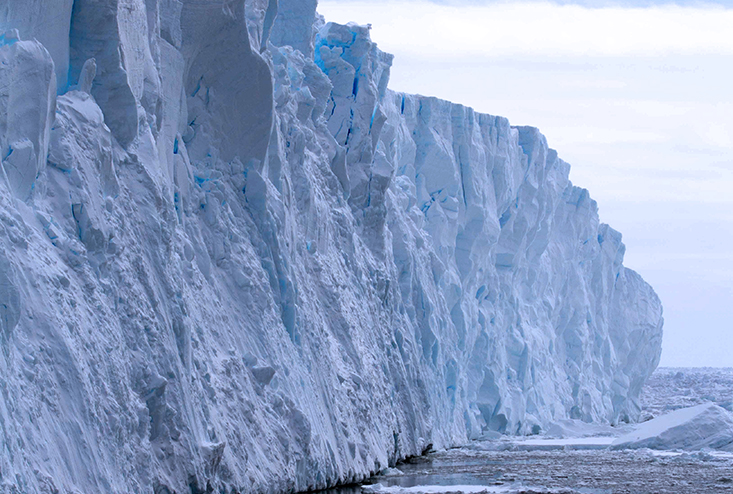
[{"left": 0, "top": 2, "right": 662, "bottom": 493}]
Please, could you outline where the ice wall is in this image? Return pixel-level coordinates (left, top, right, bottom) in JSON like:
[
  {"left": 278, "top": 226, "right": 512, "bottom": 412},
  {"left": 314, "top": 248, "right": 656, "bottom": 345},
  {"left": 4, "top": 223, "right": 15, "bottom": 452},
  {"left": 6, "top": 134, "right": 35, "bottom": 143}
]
[{"left": 0, "top": 2, "right": 663, "bottom": 493}]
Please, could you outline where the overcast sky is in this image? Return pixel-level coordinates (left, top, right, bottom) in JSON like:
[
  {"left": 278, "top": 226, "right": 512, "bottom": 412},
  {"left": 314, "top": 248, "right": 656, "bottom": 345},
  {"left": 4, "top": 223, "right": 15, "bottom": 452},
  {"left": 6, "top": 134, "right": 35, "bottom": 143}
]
[{"left": 319, "top": 0, "right": 733, "bottom": 367}]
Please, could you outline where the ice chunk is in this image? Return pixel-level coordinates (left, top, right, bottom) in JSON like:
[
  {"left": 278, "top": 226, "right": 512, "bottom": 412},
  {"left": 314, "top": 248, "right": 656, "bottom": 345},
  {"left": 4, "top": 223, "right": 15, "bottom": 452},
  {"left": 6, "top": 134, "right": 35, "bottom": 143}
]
[
  {"left": 612, "top": 403, "right": 733, "bottom": 451},
  {"left": 0, "top": 39, "right": 56, "bottom": 200},
  {"left": 48, "top": 91, "right": 118, "bottom": 195},
  {"left": 0, "top": 1, "right": 74, "bottom": 89},
  {"left": 69, "top": 0, "right": 156, "bottom": 147},
  {"left": 251, "top": 365, "right": 277, "bottom": 385},
  {"left": 76, "top": 58, "right": 97, "bottom": 94}
]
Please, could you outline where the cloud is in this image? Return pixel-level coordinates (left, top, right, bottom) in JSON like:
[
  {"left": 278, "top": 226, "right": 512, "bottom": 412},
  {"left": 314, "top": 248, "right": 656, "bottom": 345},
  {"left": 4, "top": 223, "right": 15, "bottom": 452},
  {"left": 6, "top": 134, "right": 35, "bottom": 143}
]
[
  {"left": 325, "top": 0, "right": 732, "bottom": 7},
  {"left": 318, "top": 1, "right": 733, "bottom": 58}
]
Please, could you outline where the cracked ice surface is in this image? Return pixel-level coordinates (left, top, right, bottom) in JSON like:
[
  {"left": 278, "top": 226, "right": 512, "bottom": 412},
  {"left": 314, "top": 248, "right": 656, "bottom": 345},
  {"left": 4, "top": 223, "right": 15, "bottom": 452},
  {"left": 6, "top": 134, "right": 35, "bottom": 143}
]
[{"left": 0, "top": 2, "right": 662, "bottom": 493}]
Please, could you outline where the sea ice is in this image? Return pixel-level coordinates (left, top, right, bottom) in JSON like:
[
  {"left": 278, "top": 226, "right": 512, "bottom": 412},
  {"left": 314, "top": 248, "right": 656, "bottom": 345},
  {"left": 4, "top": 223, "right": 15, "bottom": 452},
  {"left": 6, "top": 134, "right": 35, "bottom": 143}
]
[{"left": 363, "top": 484, "right": 511, "bottom": 494}]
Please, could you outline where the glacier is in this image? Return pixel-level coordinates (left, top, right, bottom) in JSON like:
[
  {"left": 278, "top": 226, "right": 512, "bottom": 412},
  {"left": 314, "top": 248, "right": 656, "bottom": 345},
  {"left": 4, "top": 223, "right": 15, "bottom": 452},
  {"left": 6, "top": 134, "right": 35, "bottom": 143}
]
[{"left": 0, "top": 1, "right": 663, "bottom": 493}]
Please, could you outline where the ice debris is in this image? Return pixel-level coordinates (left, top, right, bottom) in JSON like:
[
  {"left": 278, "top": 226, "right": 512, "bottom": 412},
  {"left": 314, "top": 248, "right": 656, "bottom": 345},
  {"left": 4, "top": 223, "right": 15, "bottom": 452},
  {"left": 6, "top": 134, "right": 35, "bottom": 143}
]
[{"left": 613, "top": 404, "right": 733, "bottom": 451}]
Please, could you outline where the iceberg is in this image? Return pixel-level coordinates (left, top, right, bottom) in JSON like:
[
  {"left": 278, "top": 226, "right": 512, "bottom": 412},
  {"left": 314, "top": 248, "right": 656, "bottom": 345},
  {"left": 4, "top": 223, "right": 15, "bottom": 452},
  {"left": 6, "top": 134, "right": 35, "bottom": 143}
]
[
  {"left": 612, "top": 404, "right": 733, "bottom": 451},
  {"left": 0, "top": 1, "right": 663, "bottom": 493}
]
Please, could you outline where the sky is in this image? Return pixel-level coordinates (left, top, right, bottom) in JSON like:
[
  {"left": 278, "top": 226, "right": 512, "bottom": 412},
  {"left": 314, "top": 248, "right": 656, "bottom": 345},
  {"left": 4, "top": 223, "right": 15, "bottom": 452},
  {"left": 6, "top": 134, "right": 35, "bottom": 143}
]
[{"left": 318, "top": 0, "right": 733, "bottom": 367}]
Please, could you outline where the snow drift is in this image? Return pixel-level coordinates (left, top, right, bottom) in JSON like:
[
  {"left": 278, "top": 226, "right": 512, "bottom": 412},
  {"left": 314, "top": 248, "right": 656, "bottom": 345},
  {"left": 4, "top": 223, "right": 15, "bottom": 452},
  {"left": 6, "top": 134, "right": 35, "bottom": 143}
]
[{"left": 0, "top": 1, "right": 663, "bottom": 493}]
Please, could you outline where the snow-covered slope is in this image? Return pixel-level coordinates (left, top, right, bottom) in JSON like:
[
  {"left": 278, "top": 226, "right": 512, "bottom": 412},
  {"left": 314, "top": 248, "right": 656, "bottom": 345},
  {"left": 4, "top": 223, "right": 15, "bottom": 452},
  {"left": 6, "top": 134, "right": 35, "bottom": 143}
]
[{"left": 0, "top": 2, "right": 663, "bottom": 493}]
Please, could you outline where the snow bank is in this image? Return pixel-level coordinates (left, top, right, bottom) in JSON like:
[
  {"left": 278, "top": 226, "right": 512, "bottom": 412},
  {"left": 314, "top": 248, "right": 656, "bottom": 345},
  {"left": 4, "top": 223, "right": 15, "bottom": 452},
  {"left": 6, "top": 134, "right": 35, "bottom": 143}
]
[
  {"left": 0, "top": 1, "right": 663, "bottom": 493},
  {"left": 612, "top": 404, "right": 733, "bottom": 451}
]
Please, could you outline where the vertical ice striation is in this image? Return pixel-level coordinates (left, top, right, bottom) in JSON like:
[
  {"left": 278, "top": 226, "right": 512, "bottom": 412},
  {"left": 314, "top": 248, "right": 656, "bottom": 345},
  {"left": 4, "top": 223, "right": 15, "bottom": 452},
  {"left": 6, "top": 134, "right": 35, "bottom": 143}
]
[
  {"left": 0, "top": 2, "right": 662, "bottom": 494},
  {"left": 0, "top": 2, "right": 74, "bottom": 90},
  {"left": 270, "top": 0, "right": 319, "bottom": 57},
  {"left": 0, "top": 36, "right": 56, "bottom": 201}
]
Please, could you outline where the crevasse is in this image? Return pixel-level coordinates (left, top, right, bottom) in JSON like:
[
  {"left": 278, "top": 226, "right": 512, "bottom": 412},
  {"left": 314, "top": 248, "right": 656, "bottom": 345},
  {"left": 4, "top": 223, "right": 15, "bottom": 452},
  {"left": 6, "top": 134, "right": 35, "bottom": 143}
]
[{"left": 0, "top": 1, "right": 662, "bottom": 493}]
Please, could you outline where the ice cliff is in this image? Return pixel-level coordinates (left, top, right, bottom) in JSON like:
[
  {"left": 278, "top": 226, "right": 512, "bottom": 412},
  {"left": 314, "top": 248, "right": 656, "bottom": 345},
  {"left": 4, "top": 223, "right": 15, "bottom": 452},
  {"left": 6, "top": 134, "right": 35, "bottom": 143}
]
[{"left": 0, "top": 1, "right": 663, "bottom": 493}]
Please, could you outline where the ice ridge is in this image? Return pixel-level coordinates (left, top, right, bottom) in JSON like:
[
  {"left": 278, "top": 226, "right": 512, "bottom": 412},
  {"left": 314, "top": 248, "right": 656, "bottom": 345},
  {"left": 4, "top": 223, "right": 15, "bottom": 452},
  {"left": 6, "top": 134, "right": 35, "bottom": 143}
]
[{"left": 0, "top": 2, "right": 663, "bottom": 493}]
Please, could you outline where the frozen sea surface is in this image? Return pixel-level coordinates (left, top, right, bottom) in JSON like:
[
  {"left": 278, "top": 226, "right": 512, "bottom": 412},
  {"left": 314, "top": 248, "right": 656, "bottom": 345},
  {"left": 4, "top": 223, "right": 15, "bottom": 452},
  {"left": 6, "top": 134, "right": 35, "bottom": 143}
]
[
  {"left": 356, "top": 447, "right": 733, "bottom": 494},
  {"left": 322, "top": 368, "right": 733, "bottom": 494}
]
